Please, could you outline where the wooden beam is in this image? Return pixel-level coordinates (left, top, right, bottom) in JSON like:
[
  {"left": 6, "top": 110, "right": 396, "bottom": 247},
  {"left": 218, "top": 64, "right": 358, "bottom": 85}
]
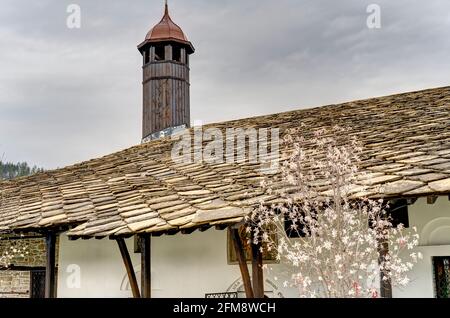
[
  {"left": 1, "top": 265, "right": 46, "bottom": 271},
  {"left": 230, "top": 221, "right": 246, "bottom": 230},
  {"left": 181, "top": 228, "right": 197, "bottom": 235},
  {"left": 116, "top": 238, "right": 140, "bottom": 298},
  {"left": 377, "top": 236, "right": 392, "bottom": 298},
  {"left": 229, "top": 228, "right": 254, "bottom": 298},
  {"left": 427, "top": 195, "right": 438, "bottom": 205},
  {"left": 215, "top": 224, "right": 228, "bottom": 231},
  {"left": 251, "top": 240, "right": 264, "bottom": 298},
  {"left": 199, "top": 225, "right": 211, "bottom": 232},
  {"left": 0, "top": 235, "right": 43, "bottom": 241},
  {"left": 45, "top": 232, "right": 57, "bottom": 298},
  {"left": 139, "top": 234, "right": 151, "bottom": 298}
]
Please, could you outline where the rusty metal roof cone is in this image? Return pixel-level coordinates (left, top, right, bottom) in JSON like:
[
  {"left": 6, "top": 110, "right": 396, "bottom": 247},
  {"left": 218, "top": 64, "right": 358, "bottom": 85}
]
[
  {"left": 146, "top": 2, "right": 188, "bottom": 43},
  {"left": 138, "top": 1, "right": 194, "bottom": 53}
]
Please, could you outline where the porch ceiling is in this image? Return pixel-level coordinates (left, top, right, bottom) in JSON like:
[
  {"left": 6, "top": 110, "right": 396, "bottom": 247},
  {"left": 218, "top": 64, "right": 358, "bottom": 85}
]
[{"left": 0, "top": 86, "right": 449, "bottom": 238}]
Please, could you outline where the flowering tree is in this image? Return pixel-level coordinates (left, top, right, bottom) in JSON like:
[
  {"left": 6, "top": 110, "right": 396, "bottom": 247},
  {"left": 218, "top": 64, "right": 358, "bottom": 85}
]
[{"left": 247, "top": 126, "right": 421, "bottom": 298}]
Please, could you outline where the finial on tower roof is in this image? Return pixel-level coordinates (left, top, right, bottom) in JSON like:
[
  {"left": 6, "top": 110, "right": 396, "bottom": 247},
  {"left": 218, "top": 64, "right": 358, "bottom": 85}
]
[{"left": 138, "top": 0, "right": 194, "bottom": 54}]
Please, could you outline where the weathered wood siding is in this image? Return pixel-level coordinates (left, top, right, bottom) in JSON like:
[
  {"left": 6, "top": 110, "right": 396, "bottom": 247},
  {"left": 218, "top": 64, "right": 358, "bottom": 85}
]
[{"left": 142, "top": 61, "right": 190, "bottom": 139}]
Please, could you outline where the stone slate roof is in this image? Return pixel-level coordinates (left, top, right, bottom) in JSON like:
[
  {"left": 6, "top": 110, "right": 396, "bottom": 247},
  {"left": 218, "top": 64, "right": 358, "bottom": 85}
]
[{"left": 0, "top": 86, "right": 449, "bottom": 238}]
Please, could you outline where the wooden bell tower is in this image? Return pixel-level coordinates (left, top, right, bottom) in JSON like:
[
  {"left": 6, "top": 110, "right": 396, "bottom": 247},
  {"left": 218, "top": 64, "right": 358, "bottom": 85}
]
[{"left": 138, "top": 1, "right": 195, "bottom": 142}]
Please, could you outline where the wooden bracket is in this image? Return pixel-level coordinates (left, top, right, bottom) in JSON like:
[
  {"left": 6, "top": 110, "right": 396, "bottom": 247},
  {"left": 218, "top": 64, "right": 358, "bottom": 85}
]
[
  {"left": 116, "top": 238, "right": 140, "bottom": 298},
  {"left": 427, "top": 196, "right": 438, "bottom": 205}
]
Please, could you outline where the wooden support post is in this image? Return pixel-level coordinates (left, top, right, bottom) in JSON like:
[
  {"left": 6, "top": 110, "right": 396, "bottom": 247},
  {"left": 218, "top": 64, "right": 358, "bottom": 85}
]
[
  {"left": 149, "top": 46, "right": 155, "bottom": 62},
  {"left": 165, "top": 45, "right": 172, "bottom": 61},
  {"left": 180, "top": 48, "right": 186, "bottom": 64},
  {"left": 377, "top": 237, "right": 392, "bottom": 298},
  {"left": 229, "top": 228, "right": 254, "bottom": 298},
  {"left": 251, "top": 240, "right": 264, "bottom": 298},
  {"left": 116, "top": 238, "right": 140, "bottom": 298},
  {"left": 139, "top": 234, "right": 151, "bottom": 298},
  {"left": 45, "top": 232, "right": 57, "bottom": 298}
]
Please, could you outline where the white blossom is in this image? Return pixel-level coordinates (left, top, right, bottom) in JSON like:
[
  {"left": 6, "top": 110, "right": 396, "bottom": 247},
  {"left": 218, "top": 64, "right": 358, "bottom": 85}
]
[{"left": 247, "top": 128, "right": 420, "bottom": 298}]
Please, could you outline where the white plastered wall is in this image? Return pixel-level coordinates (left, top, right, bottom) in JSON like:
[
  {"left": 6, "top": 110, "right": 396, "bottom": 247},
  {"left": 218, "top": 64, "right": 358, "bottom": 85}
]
[
  {"left": 57, "top": 196, "right": 449, "bottom": 298},
  {"left": 393, "top": 196, "right": 450, "bottom": 298}
]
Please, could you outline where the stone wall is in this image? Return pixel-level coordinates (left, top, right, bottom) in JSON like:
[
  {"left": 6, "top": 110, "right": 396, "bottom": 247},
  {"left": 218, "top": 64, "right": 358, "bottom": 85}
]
[
  {"left": 0, "top": 271, "right": 30, "bottom": 298},
  {"left": 0, "top": 237, "right": 47, "bottom": 267},
  {"left": 0, "top": 234, "right": 49, "bottom": 298}
]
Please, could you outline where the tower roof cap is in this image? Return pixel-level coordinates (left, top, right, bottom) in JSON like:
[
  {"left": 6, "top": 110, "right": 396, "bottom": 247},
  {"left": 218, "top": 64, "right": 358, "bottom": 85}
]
[{"left": 138, "top": 2, "right": 194, "bottom": 53}]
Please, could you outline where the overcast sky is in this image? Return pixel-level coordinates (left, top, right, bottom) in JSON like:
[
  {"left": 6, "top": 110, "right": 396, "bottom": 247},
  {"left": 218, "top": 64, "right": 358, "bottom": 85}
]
[{"left": 1, "top": 0, "right": 449, "bottom": 169}]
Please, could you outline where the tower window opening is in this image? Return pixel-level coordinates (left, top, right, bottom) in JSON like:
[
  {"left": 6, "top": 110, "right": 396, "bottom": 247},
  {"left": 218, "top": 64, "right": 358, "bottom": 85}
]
[
  {"left": 173, "top": 46, "right": 182, "bottom": 62},
  {"left": 155, "top": 45, "right": 165, "bottom": 61},
  {"left": 144, "top": 49, "right": 150, "bottom": 64}
]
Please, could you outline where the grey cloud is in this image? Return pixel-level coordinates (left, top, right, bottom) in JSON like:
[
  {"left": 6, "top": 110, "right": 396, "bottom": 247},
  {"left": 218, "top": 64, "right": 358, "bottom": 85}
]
[{"left": 0, "top": 0, "right": 449, "bottom": 168}]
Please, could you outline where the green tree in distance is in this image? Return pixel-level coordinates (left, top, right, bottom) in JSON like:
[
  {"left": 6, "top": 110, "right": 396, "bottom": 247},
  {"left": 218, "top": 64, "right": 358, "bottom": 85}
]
[{"left": 0, "top": 160, "right": 44, "bottom": 180}]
